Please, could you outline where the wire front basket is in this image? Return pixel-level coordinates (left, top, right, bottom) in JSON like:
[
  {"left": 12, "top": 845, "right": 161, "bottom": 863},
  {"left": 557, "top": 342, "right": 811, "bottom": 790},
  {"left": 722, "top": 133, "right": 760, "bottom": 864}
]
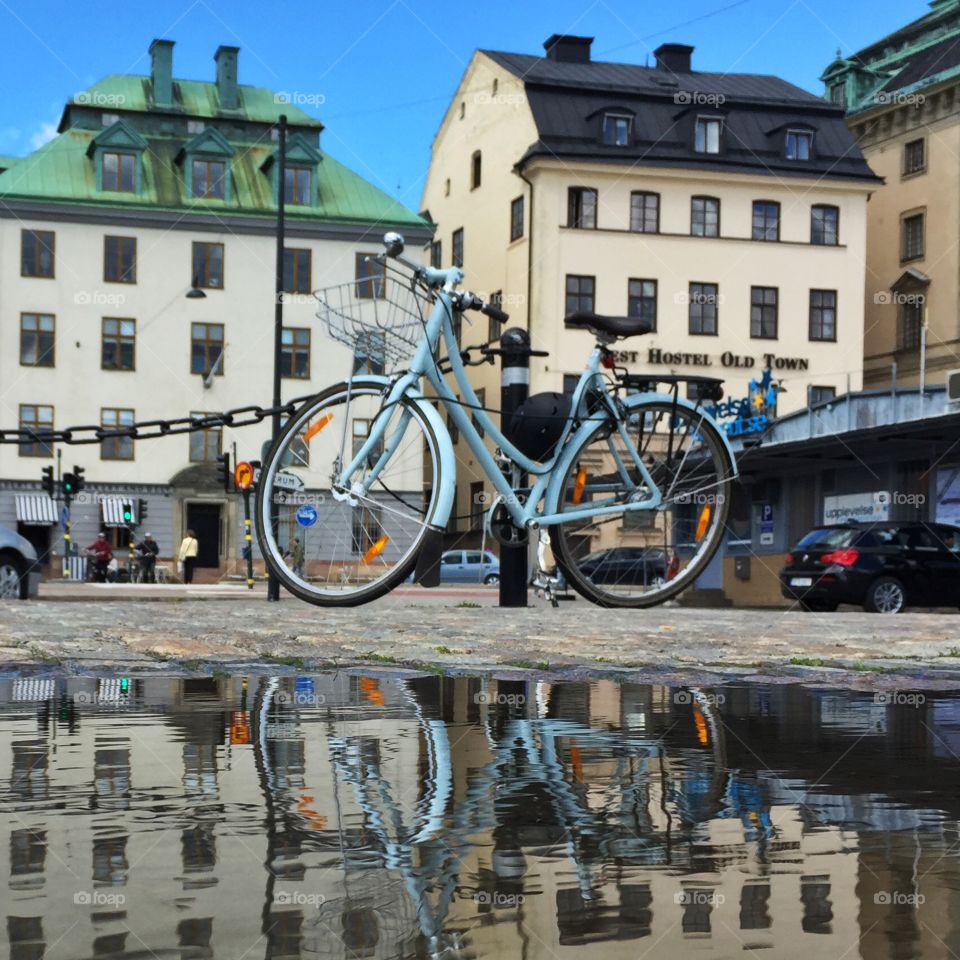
[{"left": 314, "top": 260, "right": 434, "bottom": 371}]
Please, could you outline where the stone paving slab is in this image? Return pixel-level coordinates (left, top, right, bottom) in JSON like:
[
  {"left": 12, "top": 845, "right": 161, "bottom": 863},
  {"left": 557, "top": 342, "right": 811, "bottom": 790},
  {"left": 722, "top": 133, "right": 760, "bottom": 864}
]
[{"left": 3, "top": 591, "right": 960, "bottom": 689}]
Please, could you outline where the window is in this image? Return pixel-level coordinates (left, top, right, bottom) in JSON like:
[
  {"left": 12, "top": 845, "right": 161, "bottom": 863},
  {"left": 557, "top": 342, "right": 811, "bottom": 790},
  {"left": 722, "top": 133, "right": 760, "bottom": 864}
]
[
  {"left": 568, "top": 188, "right": 598, "bottom": 229},
  {"left": 101, "top": 408, "right": 134, "bottom": 461},
  {"left": 809, "top": 385, "right": 836, "bottom": 405},
  {"left": 187, "top": 120, "right": 206, "bottom": 135},
  {"left": 283, "top": 248, "right": 311, "bottom": 293},
  {"left": 751, "top": 286, "right": 778, "bottom": 339},
  {"left": 20, "top": 314, "right": 55, "bottom": 367},
  {"left": 452, "top": 228, "right": 464, "bottom": 267},
  {"left": 190, "top": 323, "right": 224, "bottom": 376},
  {"left": 830, "top": 83, "right": 846, "bottom": 107},
  {"left": 189, "top": 413, "right": 222, "bottom": 463},
  {"left": 809, "top": 289, "right": 837, "bottom": 341},
  {"left": 898, "top": 299, "right": 923, "bottom": 350},
  {"left": 785, "top": 130, "right": 813, "bottom": 160},
  {"left": 18, "top": 405, "right": 53, "bottom": 458},
  {"left": 352, "top": 506, "right": 383, "bottom": 554},
  {"left": 630, "top": 192, "right": 659, "bottom": 233},
  {"left": 102, "top": 152, "right": 136, "bottom": 192},
  {"left": 470, "top": 481, "right": 485, "bottom": 530},
  {"left": 102, "top": 318, "right": 136, "bottom": 371},
  {"left": 488, "top": 291, "right": 503, "bottom": 340},
  {"left": 688, "top": 283, "right": 718, "bottom": 335},
  {"left": 510, "top": 196, "right": 524, "bottom": 241},
  {"left": 352, "top": 418, "right": 383, "bottom": 462},
  {"left": 281, "top": 328, "right": 310, "bottom": 379},
  {"left": 695, "top": 117, "right": 722, "bottom": 154},
  {"left": 102, "top": 112, "right": 119, "bottom": 126},
  {"left": 752, "top": 201, "right": 780, "bottom": 241},
  {"left": 21, "top": 230, "right": 55, "bottom": 278},
  {"left": 284, "top": 166, "right": 312, "bottom": 205},
  {"left": 192, "top": 159, "right": 226, "bottom": 199},
  {"left": 627, "top": 279, "right": 657, "bottom": 330},
  {"left": 565, "top": 275, "right": 595, "bottom": 317},
  {"left": 903, "top": 138, "right": 926, "bottom": 176},
  {"left": 901, "top": 212, "right": 925, "bottom": 262},
  {"left": 471, "top": 151, "right": 481, "bottom": 189},
  {"left": 430, "top": 240, "right": 442, "bottom": 268},
  {"left": 104, "top": 236, "right": 136, "bottom": 283},
  {"left": 355, "top": 253, "right": 385, "bottom": 299},
  {"left": 811, "top": 205, "right": 839, "bottom": 246},
  {"left": 602, "top": 114, "right": 631, "bottom": 146},
  {"left": 192, "top": 241, "right": 224, "bottom": 289},
  {"left": 691, "top": 196, "right": 720, "bottom": 237}
]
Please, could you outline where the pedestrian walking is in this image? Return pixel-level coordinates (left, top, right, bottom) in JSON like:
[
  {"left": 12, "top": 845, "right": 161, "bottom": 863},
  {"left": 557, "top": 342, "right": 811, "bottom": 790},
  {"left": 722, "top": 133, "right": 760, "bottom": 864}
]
[
  {"left": 85, "top": 532, "right": 113, "bottom": 583},
  {"left": 284, "top": 537, "right": 305, "bottom": 578},
  {"left": 178, "top": 529, "right": 199, "bottom": 584},
  {"left": 135, "top": 532, "right": 160, "bottom": 583}
]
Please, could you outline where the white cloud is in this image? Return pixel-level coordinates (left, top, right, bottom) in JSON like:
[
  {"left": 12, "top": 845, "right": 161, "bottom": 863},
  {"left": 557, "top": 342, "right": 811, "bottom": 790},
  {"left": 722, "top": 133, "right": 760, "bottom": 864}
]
[{"left": 30, "top": 121, "right": 58, "bottom": 150}]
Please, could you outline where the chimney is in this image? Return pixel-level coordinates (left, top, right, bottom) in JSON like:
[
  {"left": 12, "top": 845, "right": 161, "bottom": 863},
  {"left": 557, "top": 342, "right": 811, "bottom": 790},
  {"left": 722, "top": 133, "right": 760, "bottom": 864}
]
[
  {"left": 654, "top": 43, "right": 694, "bottom": 73},
  {"left": 543, "top": 34, "right": 593, "bottom": 64},
  {"left": 149, "top": 39, "right": 174, "bottom": 107},
  {"left": 214, "top": 45, "right": 240, "bottom": 110}
]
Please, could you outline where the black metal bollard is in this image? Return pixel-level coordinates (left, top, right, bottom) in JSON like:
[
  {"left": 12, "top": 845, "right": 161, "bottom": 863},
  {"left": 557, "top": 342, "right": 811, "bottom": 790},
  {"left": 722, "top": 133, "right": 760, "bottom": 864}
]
[{"left": 499, "top": 328, "right": 530, "bottom": 608}]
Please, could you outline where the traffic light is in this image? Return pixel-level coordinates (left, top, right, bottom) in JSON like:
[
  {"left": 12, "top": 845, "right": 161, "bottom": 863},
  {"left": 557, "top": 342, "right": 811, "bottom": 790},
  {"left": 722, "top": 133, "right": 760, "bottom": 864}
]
[
  {"left": 137, "top": 498, "right": 149, "bottom": 525},
  {"left": 41, "top": 465, "right": 54, "bottom": 497},
  {"left": 62, "top": 472, "right": 76, "bottom": 503},
  {"left": 72, "top": 466, "right": 85, "bottom": 496},
  {"left": 122, "top": 502, "right": 134, "bottom": 525},
  {"left": 216, "top": 452, "right": 232, "bottom": 493}
]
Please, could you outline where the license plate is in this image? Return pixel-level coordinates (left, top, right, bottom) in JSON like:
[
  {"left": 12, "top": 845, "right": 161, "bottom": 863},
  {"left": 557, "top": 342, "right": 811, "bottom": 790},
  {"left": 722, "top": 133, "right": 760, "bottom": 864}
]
[{"left": 791, "top": 577, "right": 813, "bottom": 587}]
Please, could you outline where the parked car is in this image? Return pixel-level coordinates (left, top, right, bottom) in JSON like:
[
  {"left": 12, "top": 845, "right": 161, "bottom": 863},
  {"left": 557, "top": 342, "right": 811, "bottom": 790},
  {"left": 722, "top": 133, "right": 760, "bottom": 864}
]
[
  {"left": 577, "top": 547, "right": 667, "bottom": 586},
  {"left": 0, "top": 525, "right": 40, "bottom": 599},
  {"left": 438, "top": 549, "right": 500, "bottom": 585},
  {"left": 780, "top": 522, "right": 960, "bottom": 613}
]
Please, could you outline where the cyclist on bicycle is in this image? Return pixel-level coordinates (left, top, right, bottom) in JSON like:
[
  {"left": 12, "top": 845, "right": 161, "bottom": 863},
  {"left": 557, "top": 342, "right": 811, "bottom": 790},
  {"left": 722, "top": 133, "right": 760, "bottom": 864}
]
[
  {"left": 135, "top": 533, "right": 160, "bottom": 583},
  {"left": 85, "top": 532, "right": 113, "bottom": 583}
]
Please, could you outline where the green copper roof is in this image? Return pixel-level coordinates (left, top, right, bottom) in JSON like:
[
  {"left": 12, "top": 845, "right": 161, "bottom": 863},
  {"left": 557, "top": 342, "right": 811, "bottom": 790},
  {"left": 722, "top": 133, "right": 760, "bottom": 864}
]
[
  {"left": 0, "top": 127, "right": 424, "bottom": 227},
  {"left": 65, "top": 74, "right": 322, "bottom": 128}
]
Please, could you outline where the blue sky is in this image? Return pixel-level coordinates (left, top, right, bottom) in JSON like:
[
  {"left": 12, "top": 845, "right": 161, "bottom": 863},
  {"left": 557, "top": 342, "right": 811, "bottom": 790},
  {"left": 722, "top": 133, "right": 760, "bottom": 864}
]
[{"left": 0, "top": 0, "right": 926, "bottom": 213}]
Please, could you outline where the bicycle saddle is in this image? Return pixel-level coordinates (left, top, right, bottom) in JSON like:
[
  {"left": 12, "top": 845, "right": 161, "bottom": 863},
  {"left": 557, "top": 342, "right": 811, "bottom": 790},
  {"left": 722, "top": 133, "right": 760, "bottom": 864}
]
[{"left": 564, "top": 311, "right": 655, "bottom": 339}]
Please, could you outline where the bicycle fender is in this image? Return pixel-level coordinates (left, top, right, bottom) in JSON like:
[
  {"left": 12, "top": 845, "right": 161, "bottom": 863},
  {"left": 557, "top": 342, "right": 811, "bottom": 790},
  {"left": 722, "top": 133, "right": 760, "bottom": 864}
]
[
  {"left": 350, "top": 375, "right": 457, "bottom": 530},
  {"left": 543, "top": 391, "right": 738, "bottom": 515}
]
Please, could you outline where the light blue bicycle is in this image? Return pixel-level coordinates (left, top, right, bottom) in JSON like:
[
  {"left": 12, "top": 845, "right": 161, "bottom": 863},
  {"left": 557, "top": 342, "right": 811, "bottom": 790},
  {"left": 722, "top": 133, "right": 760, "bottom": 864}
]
[{"left": 256, "top": 233, "right": 737, "bottom": 607}]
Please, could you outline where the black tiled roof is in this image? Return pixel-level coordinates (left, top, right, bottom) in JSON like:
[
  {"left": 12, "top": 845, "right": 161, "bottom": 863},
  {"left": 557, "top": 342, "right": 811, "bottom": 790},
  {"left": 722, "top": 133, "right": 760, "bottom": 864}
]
[
  {"left": 876, "top": 30, "right": 960, "bottom": 92},
  {"left": 484, "top": 50, "right": 879, "bottom": 183}
]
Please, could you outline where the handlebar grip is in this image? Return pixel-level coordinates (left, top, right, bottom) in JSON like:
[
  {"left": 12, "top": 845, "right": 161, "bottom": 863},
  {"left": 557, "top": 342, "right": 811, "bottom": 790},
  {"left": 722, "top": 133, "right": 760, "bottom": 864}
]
[{"left": 481, "top": 302, "right": 510, "bottom": 324}]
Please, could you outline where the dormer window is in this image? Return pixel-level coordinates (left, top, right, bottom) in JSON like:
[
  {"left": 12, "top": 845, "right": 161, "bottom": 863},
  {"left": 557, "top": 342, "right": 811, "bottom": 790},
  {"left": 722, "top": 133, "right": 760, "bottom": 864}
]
[
  {"left": 285, "top": 167, "right": 313, "bottom": 205},
  {"left": 786, "top": 129, "right": 813, "bottom": 160},
  {"left": 602, "top": 114, "right": 632, "bottom": 146},
  {"left": 192, "top": 159, "right": 226, "bottom": 199},
  {"left": 695, "top": 117, "right": 722, "bottom": 154},
  {"left": 830, "top": 83, "right": 846, "bottom": 107},
  {"left": 102, "top": 152, "right": 137, "bottom": 192},
  {"left": 180, "top": 127, "right": 234, "bottom": 202}
]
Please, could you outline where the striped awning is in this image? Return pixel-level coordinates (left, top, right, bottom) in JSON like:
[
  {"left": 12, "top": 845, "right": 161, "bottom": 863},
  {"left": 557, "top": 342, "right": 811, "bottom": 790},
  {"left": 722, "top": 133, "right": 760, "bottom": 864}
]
[
  {"left": 15, "top": 494, "right": 58, "bottom": 525},
  {"left": 101, "top": 496, "right": 135, "bottom": 527}
]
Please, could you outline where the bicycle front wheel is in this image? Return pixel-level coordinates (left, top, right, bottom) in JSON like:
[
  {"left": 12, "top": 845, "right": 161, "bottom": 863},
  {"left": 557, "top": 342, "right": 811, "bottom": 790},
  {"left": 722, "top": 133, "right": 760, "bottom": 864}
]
[
  {"left": 256, "top": 380, "right": 443, "bottom": 606},
  {"left": 551, "top": 399, "right": 733, "bottom": 607}
]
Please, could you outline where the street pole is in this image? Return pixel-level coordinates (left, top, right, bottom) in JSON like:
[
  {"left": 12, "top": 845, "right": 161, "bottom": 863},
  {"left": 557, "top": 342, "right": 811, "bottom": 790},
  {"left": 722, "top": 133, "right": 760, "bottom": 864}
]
[
  {"left": 267, "top": 114, "right": 287, "bottom": 602},
  {"left": 498, "top": 328, "right": 530, "bottom": 608},
  {"left": 243, "top": 489, "right": 255, "bottom": 589}
]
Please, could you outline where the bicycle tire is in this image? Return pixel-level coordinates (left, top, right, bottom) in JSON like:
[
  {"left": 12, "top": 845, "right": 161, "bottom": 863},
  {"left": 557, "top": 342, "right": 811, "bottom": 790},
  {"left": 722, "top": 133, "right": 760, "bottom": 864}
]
[
  {"left": 551, "top": 399, "right": 733, "bottom": 608},
  {"left": 256, "top": 379, "right": 444, "bottom": 606}
]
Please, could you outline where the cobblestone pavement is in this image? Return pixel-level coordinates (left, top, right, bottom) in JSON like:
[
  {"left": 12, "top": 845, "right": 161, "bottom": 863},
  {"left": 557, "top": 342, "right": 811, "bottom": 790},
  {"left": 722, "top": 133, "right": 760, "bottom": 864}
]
[{"left": 4, "top": 584, "right": 960, "bottom": 688}]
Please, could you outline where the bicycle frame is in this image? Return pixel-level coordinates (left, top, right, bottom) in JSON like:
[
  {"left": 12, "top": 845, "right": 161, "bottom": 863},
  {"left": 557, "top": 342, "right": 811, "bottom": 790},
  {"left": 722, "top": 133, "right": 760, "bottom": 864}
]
[{"left": 339, "top": 284, "right": 737, "bottom": 534}]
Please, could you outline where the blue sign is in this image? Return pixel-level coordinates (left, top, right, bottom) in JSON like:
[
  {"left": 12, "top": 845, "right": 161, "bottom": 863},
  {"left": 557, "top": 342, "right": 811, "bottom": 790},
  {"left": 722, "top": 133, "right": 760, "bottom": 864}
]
[
  {"left": 296, "top": 504, "right": 318, "bottom": 527},
  {"left": 60, "top": 506, "right": 69, "bottom": 530},
  {"left": 760, "top": 504, "right": 774, "bottom": 525},
  {"left": 704, "top": 368, "right": 779, "bottom": 438}
]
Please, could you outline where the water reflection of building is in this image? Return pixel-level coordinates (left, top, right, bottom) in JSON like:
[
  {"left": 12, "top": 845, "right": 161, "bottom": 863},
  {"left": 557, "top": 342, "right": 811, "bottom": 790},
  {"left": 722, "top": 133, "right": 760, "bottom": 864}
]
[{"left": 1, "top": 674, "right": 959, "bottom": 958}]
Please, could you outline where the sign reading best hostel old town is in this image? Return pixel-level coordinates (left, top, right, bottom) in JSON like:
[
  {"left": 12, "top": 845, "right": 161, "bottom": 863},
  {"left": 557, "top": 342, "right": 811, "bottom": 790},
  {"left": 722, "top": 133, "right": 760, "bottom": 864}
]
[{"left": 614, "top": 348, "right": 811, "bottom": 372}]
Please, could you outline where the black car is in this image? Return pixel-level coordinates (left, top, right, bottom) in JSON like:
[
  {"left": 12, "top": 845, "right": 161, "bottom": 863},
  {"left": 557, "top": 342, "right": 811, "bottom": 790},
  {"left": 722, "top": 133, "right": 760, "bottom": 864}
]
[
  {"left": 578, "top": 547, "right": 667, "bottom": 586},
  {"left": 780, "top": 522, "right": 960, "bottom": 613}
]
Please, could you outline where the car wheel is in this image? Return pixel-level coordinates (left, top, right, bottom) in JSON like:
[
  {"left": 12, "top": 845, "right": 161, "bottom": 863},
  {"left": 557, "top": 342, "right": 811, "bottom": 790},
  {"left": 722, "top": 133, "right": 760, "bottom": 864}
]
[
  {"left": 864, "top": 577, "right": 906, "bottom": 614},
  {"left": 484, "top": 574, "right": 500, "bottom": 586},
  {"left": 0, "top": 553, "right": 26, "bottom": 600}
]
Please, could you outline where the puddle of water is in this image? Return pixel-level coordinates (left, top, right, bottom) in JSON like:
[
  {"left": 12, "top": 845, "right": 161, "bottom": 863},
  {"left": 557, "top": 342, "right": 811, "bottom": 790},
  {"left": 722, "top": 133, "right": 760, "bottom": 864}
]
[{"left": 2, "top": 673, "right": 959, "bottom": 959}]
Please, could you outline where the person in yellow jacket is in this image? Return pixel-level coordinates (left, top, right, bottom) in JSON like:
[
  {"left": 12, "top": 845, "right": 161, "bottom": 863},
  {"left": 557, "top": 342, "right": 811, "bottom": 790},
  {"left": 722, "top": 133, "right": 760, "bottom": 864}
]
[{"left": 178, "top": 529, "right": 199, "bottom": 584}]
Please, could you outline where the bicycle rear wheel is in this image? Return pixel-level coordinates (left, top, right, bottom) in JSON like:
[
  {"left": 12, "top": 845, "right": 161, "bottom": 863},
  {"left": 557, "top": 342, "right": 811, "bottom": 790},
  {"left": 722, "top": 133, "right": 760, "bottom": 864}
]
[
  {"left": 256, "top": 380, "right": 442, "bottom": 606},
  {"left": 551, "top": 399, "right": 733, "bottom": 607}
]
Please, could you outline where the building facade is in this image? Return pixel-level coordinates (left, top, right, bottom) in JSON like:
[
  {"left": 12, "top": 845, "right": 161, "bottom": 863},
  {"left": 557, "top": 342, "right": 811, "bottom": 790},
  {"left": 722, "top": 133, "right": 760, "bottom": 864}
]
[
  {"left": 421, "top": 36, "right": 878, "bottom": 591},
  {"left": 822, "top": 0, "right": 960, "bottom": 388},
  {"left": 0, "top": 40, "right": 430, "bottom": 576}
]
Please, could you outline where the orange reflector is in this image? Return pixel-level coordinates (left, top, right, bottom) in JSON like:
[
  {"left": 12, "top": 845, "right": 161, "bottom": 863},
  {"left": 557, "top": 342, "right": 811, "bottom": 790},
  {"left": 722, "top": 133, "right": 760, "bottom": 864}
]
[
  {"left": 693, "top": 707, "right": 709, "bottom": 746},
  {"left": 302, "top": 412, "right": 333, "bottom": 444},
  {"left": 362, "top": 534, "right": 389, "bottom": 564},
  {"left": 695, "top": 504, "right": 712, "bottom": 542},
  {"left": 360, "top": 676, "right": 385, "bottom": 707},
  {"left": 570, "top": 744, "right": 584, "bottom": 782},
  {"left": 571, "top": 467, "right": 587, "bottom": 505}
]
